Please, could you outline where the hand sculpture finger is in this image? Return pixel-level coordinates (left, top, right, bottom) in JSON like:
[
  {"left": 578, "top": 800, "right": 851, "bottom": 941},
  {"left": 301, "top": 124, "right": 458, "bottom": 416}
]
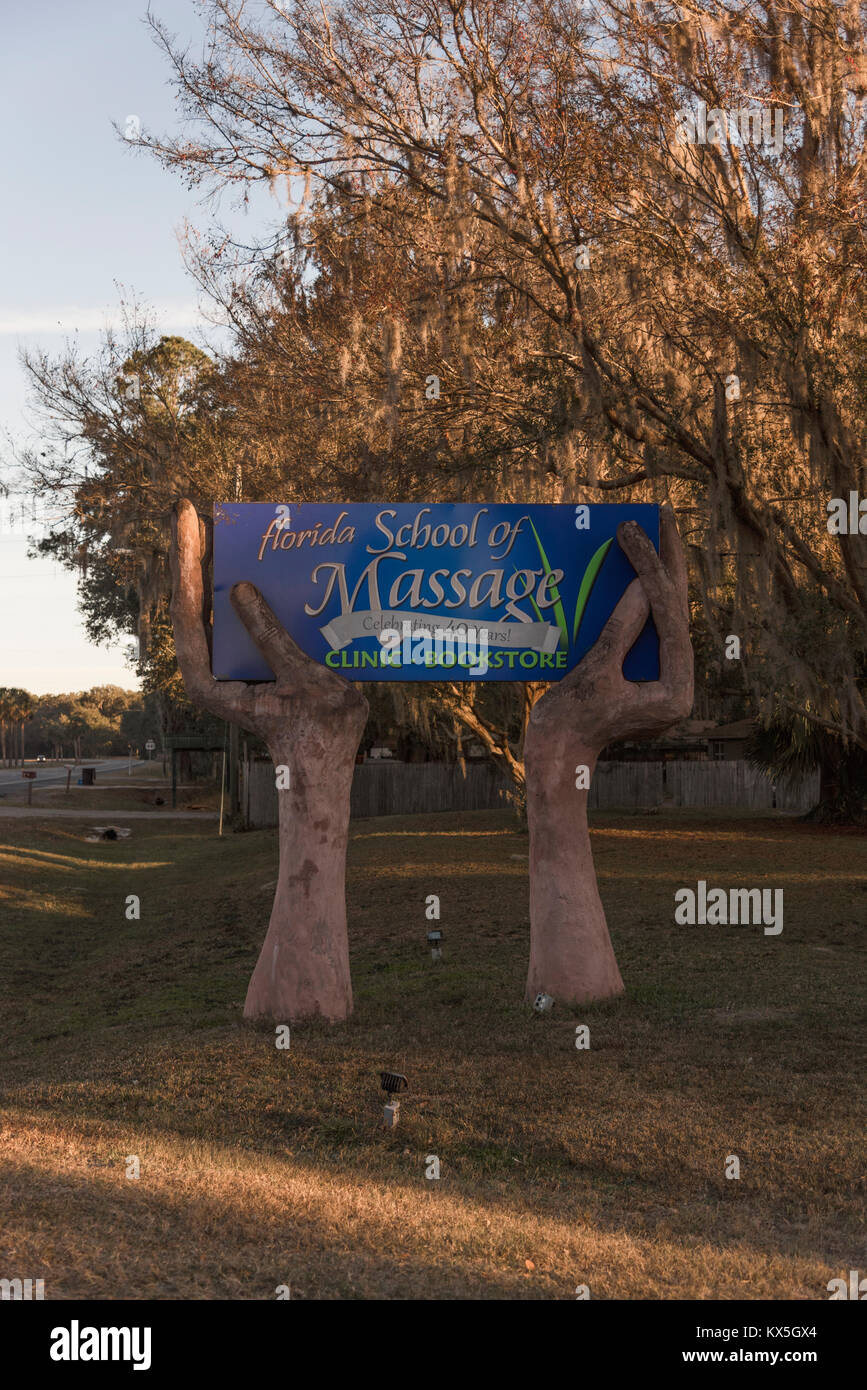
[
  {"left": 583, "top": 575, "right": 649, "bottom": 674},
  {"left": 231, "top": 581, "right": 312, "bottom": 680},
  {"left": 534, "top": 518, "right": 668, "bottom": 733},
  {"left": 170, "top": 500, "right": 249, "bottom": 719},
  {"left": 616, "top": 518, "right": 677, "bottom": 624},
  {"left": 230, "top": 581, "right": 369, "bottom": 713},
  {"left": 617, "top": 514, "right": 691, "bottom": 701}
]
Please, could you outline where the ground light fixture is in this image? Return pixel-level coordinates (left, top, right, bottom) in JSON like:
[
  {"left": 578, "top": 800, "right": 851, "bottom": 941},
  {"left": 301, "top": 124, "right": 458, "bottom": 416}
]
[
  {"left": 380, "top": 1071, "right": 408, "bottom": 1129},
  {"left": 427, "top": 928, "right": 443, "bottom": 962},
  {"left": 533, "top": 992, "right": 555, "bottom": 1013}
]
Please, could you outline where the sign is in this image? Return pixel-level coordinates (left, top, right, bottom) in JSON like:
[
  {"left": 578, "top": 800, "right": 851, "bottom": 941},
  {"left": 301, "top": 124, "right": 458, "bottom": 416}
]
[
  {"left": 145, "top": 740, "right": 156, "bottom": 751},
  {"left": 213, "top": 503, "right": 660, "bottom": 682},
  {"left": 22, "top": 770, "right": 37, "bottom": 779}
]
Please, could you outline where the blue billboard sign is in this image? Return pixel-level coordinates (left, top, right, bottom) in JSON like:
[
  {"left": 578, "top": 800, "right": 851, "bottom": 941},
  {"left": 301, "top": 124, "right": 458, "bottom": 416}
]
[{"left": 212, "top": 503, "right": 660, "bottom": 682}]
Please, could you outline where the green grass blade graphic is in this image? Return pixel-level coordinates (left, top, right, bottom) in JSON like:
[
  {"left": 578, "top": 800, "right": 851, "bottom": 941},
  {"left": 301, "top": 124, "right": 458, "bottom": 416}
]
[
  {"left": 515, "top": 565, "right": 545, "bottom": 624},
  {"left": 528, "top": 519, "right": 568, "bottom": 648},
  {"left": 572, "top": 538, "right": 613, "bottom": 643}
]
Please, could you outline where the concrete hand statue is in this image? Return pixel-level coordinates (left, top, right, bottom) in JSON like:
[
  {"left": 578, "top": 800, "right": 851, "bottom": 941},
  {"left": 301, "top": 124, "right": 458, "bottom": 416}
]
[
  {"left": 524, "top": 503, "right": 694, "bottom": 1004},
  {"left": 170, "top": 499, "right": 368, "bottom": 1021}
]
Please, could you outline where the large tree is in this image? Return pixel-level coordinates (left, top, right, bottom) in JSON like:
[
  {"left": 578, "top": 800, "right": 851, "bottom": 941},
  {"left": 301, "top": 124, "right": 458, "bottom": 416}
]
[
  {"left": 19, "top": 331, "right": 240, "bottom": 744},
  {"left": 143, "top": 0, "right": 867, "bottom": 763},
  {"left": 19, "top": 234, "right": 556, "bottom": 800}
]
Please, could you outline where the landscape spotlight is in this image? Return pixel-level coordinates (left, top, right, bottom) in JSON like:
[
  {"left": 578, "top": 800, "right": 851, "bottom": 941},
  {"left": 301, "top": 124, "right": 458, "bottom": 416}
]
[
  {"left": 380, "top": 1071, "right": 408, "bottom": 1129},
  {"left": 533, "top": 992, "right": 554, "bottom": 1014},
  {"left": 427, "top": 928, "right": 443, "bottom": 962}
]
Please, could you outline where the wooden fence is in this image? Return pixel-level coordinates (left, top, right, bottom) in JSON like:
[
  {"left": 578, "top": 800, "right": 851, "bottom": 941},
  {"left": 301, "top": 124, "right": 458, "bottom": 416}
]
[
  {"left": 665, "top": 760, "right": 819, "bottom": 812},
  {"left": 349, "top": 760, "right": 513, "bottom": 819},
  {"left": 587, "top": 760, "right": 819, "bottom": 812},
  {"left": 240, "top": 757, "right": 820, "bottom": 828}
]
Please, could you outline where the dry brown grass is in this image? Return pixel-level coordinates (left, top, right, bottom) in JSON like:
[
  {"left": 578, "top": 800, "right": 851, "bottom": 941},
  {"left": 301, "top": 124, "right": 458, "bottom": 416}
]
[{"left": 0, "top": 806, "right": 864, "bottom": 1299}]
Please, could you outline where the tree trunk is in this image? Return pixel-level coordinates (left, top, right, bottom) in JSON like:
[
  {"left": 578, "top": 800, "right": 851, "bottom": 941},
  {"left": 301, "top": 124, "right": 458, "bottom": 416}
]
[{"left": 807, "top": 745, "right": 867, "bottom": 824}]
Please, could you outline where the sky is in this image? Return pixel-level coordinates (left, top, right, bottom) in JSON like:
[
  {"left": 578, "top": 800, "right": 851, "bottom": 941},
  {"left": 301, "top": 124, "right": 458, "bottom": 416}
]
[{"left": 0, "top": 1, "right": 275, "bottom": 694}]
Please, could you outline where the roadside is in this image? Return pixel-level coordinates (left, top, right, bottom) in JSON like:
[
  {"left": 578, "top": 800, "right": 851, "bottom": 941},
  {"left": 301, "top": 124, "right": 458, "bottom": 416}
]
[{"left": 0, "top": 763, "right": 221, "bottom": 815}]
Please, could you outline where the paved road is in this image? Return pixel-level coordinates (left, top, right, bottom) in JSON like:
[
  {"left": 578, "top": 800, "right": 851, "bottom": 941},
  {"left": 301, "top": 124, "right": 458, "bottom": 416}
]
[
  {"left": 0, "top": 757, "right": 149, "bottom": 791},
  {"left": 0, "top": 756, "right": 215, "bottom": 818}
]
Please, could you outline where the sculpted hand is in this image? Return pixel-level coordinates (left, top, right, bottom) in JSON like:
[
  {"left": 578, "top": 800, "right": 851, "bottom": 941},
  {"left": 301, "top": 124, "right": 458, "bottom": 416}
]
[
  {"left": 170, "top": 499, "right": 368, "bottom": 1021},
  {"left": 523, "top": 503, "right": 693, "bottom": 1003}
]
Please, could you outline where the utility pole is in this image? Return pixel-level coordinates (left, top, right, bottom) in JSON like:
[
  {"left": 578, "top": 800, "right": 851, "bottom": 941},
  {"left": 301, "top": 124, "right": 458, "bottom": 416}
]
[
  {"left": 229, "top": 721, "right": 240, "bottom": 829},
  {"left": 228, "top": 461, "right": 244, "bottom": 830}
]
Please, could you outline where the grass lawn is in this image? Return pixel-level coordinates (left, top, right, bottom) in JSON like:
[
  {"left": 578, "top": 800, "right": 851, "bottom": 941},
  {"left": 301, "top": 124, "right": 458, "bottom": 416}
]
[{"left": 0, "top": 806, "right": 864, "bottom": 1299}]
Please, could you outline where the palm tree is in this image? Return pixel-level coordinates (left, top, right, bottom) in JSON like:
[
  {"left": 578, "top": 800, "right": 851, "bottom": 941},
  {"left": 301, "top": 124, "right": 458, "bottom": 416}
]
[
  {"left": 0, "top": 688, "right": 35, "bottom": 767},
  {"left": 747, "top": 712, "right": 867, "bottom": 824},
  {"left": 0, "top": 688, "right": 13, "bottom": 767},
  {"left": 15, "top": 689, "right": 35, "bottom": 766}
]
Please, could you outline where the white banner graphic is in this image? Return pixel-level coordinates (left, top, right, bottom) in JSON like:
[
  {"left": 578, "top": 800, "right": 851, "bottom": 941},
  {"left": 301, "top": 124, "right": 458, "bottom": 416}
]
[{"left": 320, "top": 609, "right": 561, "bottom": 654}]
